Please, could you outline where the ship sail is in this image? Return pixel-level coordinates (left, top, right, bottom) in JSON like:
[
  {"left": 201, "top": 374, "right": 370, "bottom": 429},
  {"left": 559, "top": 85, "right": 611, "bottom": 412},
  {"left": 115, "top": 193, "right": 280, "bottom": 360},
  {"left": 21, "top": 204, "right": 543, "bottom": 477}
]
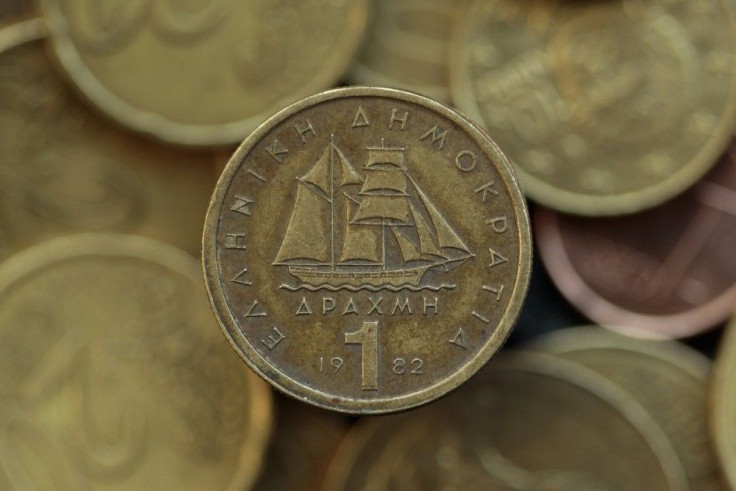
[
  {"left": 273, "top": 183, "right": 330, "bottom": 264},
  {"left": 275, "top": 139, "right": 474, "bottom": 290},
  {"left": 409, "top": 175, "right": 472, "bottom": 254},
  {"left": 340, "top": 198, "right": 381, "bottom": 263}
]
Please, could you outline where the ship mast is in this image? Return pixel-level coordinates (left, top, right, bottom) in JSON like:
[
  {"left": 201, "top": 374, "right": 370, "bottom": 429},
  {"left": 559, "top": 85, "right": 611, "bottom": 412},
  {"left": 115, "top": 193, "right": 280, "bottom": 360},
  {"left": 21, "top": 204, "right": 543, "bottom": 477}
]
[{"left": 330, "top": 134, "right": 336, "bottom": 271}]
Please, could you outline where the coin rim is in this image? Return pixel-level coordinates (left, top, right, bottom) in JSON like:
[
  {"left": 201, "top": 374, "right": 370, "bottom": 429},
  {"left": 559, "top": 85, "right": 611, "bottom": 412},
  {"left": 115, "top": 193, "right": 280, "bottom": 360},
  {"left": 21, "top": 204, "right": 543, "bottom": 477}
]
[
  {"left": 203, "top": 85, "right": 532, "bottom": 414},
  {"left": 36, "top": 0, "right": 369, "bottom": 147},
  {"left": 534, "top": 206, "right": 736, "bottom": 339},
  {"left": 449, "top": 0, "right": 736, "bottom": 216},
  {"left": 0, "top": 233, "right": 273, "bottom": 490},
  {"left": 321, "top": 351, "right": 689, "bottom": 490}
]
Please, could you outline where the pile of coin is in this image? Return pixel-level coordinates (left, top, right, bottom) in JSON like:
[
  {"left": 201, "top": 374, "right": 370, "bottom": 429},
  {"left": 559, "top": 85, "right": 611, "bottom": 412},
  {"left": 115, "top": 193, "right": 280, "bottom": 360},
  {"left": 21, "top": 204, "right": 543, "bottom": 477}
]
[{"left": 1, "top": 0, "right": 736, "bottom": 489}]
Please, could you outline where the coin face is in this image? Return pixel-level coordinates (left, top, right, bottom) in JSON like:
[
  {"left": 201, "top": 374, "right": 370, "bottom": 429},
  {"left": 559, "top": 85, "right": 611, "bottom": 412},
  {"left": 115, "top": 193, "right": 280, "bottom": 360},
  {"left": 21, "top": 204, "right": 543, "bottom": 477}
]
[
  {"left": 203, "top": 87, "right": 531, "bottom": 414},
  {"left": 451, "top": 0, "right": 736, "bottom": 215},
  {"left": 37, "top": 0, "right": 368, "bottom": 146},
  {"left": 0, "top": 234, "right": 271, "bottom": 490},
  {"left": 322, "top": 353, "right": 687, "bottom": 491},
  {"left": 531, "top": 327, "right": 721, "bottom": 491},
  {"left": 712, "top": 315, "right": 736, "bottom": 489},
  {"left": 534, "top": 143, "right": 736, "bottom": 339},
  {"left": 349, "top": 0, "right": 461, "bottom": 104},
  {"left": 0, "top": 20, "right": 217, "bottom": 258}
]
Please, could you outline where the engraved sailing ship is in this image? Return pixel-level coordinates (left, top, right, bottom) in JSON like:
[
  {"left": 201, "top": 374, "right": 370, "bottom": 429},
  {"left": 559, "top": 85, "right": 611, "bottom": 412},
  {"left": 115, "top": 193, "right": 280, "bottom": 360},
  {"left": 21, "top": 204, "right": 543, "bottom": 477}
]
[{"left": 275, "top": 137, "right": 473, "bottom": 290}]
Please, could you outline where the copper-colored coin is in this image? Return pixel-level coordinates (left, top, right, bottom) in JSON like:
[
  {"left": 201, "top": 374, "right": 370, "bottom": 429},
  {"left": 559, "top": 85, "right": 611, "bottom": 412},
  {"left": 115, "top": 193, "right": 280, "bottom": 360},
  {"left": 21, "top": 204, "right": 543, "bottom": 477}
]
[
  {"left": 322, "top": 352, "right": 687, "bottom": 490},
  {"left": 254, "top": 397, "right": 348, "bottom": 491},
  {"left": 349, "top": 0, "right": 462, "bottom": 104},
  {"left": 535, "top": 143, "right": 736, "bottom": 339},
  {"left": 712, "top": 313, "right": 736, "bottom": 488},
  {"left": 451, "top": 0, "right": 736, "bottom": 215},
  {"left": 0, "top": 234, "right": 272, "bottom": 490},
  {"left": 0, "top": 20, "right": 216, "bottom": 259},
  {"left": 531, "top": 326, "right": 722, "bottom": 491},
  {"left": 36, "top": 0, "right": 368, "bottom": 147},
  {"left": 203, "top": 87, "right": 531, "bottom": 414}
]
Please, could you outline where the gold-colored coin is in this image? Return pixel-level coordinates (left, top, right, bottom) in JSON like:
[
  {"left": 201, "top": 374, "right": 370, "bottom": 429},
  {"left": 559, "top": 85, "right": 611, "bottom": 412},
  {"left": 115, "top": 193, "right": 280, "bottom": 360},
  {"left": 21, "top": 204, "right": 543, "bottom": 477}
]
[
  {"left": 0, "top": 234, "right": 272, "bottom": 490},
  {"left": 711, "top": 313, "right": 736, "bottom": 488},
  {"left": 254, "top": 397, "right": 348, "bottom": 491},
  {"left": 349, "top": 0, "right": 462, "bottom": 104},
  {"left": 204, "top": 87, "right": 531, "bottom": 414},
  {"left": 0, "top": 19, "right": 216, "bottom": 258},
  {"left": 37, "top": 0, "right": 368, "bottom": 147},
  {"left": 451, "top": 0, "right": 736, "bottom": 215},
  {"left": 531, "top": 326, "right": 722, "bottom": 491},
  {"left": 322, "top": 352, "right": 688, "bottom": 490}
]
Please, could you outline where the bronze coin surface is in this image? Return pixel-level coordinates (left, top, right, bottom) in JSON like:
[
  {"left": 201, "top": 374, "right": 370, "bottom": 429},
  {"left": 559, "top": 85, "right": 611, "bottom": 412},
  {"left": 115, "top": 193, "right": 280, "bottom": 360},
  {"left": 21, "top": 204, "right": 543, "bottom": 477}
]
[
  {"left": 534, "top": 143, "right": 736, "bottom": 339},
  {"left": 0, "top": 19, "right": 217, "bottom": 259},
  {"left": 37, "top": 0, "right": 368, "bottom": 146},
  {"left": 451, "top": 0, "right": 736, "bottom": 215},
  {"left": 711, "top": 314, "right": 736, "bottom": 489},
  {"left": 322, "top": 352, "right": 688, "bottom": 491},
  {"left": 531, "top": 327, "right": 721, "bottom": 491},
  {"left": 0, "top": 0, "right": 31, "bottom": 20},
  {"left": 0, "top": 234, "right": 272, "bottom": 490},
  {"left": 349, "top": 0, "right": 461, "bottom": 104},
  {"left": 203, "top": 87, "right": 531, "bottom": 414}
]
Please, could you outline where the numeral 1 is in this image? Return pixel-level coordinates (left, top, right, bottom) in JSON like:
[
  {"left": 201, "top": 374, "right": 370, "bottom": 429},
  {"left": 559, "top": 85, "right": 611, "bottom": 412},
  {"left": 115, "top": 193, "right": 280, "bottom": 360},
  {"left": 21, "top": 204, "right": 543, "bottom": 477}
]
[{"left": 345, "top": 321, "right": 378, "bottom": 391}]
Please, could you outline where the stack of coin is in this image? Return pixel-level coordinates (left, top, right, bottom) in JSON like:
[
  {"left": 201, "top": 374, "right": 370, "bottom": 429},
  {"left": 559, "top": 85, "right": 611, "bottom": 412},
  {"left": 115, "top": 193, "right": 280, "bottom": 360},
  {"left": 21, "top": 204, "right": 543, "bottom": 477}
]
[{"left": 2, "top": 0, "right": 736, "bottom": 488}]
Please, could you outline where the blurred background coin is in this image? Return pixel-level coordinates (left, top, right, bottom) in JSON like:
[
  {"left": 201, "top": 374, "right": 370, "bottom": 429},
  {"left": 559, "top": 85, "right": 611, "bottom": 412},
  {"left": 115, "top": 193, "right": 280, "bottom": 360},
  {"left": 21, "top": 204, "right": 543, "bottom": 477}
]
[
  {"left": 530, "top": 326, "right": 722, "bottom": 491},
  {"left": 711, "top": 313, "right": 736, "bottom": 489},
  {"left": 0, "top": 234, "right": 272, "bottom": 490},
  {"left": 322, "top": 352, "right": 688, "bottom": 491},
  {"left": 254, "top": 396, "right": 348, "bottom": 491},
  {"left": 534, "top": 143, "right": 736, "bottom": 339},
  {"left": 349, "top": 0, "right": 462, "bottom": 104},
  {"left": 37, "top": 0, "right": 369, "bottom": 146},
  {"left": 203, "top": 87, "right": 531, "bottom": 414},
  {"left": 0, "top": 0, "right": 31, "bottom": 20},
  {"left": 451, "top": 0, "right": 736, "bottom": 215},
  {"left": 0, "top": 19, "right": 217, "bottom": 259}
]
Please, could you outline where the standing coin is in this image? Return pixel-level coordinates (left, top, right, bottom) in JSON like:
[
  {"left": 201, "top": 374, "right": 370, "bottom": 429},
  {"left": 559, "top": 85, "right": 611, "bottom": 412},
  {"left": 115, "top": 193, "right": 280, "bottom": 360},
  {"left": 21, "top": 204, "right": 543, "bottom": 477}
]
[
  {"left": 451, "top": 0, "right": 736, "bottom": 215},
  {"left": 322, "top": 352, "right": 687, "bottom": 490},
  {"left": 530, "top": 326, "right": 722, "bottom": 491},
  {"left": 534, "top": 143, "right": 736, "bottom": 339},
  {"left": 203, "top": 87, "right": 531, "bottom": 414},
  {"left": 0, "top": 234, "right": 272, "bottom": 490},
  {"left": 349, "top": 0, "right": 461, "bottom": 104},
  {"left": 0, "top": 19, "right": 216, "bottom": 258},
  {"left": 37, "top": 0, "right": 368, "bottom": 146},
  {"left": 711, "top": 313, "right": 736, "bottom": 488}
]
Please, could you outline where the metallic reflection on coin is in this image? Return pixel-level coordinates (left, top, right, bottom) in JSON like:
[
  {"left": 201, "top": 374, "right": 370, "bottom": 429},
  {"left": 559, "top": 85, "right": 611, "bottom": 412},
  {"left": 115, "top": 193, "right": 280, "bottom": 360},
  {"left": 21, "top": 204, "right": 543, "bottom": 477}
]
[
  {"left": 322, "top": 353, "right": 687, "bottom": 491},
  {"left": 203, "top": 87, "right": 531, "bottom": 414},
  {"left": 37, "top": 0, "right": 368, "bottom": 146},
  {"left": 0, "top": 20, "right": 217, "bottom": 259},
  {"left": 254, "top": 397, "right": 348, "bottom": 491},
  {"left": 451, "top": 0, "right": 736, "bottom": 215},
  {"left": 535, "top": 144, "right": 736, "bottom": 339},
  {"left": 711, "top": 313, "right": 736, "bottom": 488},
  {"left": 349, "top": 0, "right": 461, "bottom": 104},
  {"left": 531, "top": 327, "right": 722, "bottom": 491},
  {"left": 0, "top": 234, "right": 272, "bottom": 490}
]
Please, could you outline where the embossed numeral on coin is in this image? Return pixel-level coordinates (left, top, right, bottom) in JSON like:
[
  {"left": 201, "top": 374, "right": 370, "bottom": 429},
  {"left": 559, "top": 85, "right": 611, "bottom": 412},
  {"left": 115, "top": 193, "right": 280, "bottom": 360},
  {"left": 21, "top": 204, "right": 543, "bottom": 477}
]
[
  {"left": 345, "top": 321, "right": 378, "bottom": 391},
  {"left": 392, "top": 357, "right": 424, "bottom": 375},
  {"left": 319, "top": 356, "right": 344, "bottom": 373}
]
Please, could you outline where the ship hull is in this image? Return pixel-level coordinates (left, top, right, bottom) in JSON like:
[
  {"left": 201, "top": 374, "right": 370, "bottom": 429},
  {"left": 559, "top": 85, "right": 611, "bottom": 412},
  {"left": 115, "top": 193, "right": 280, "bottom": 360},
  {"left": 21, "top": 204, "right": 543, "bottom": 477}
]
[{"left": 288, "top": 265, "right": 430, "bottom": 289}]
